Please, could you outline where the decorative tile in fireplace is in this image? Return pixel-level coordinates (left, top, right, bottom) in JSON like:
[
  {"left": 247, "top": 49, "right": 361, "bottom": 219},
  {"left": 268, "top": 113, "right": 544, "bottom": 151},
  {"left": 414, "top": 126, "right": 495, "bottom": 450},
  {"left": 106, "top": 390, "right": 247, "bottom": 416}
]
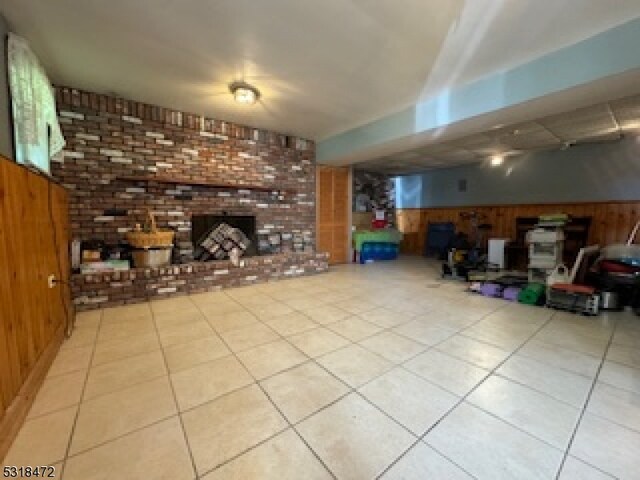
[{"left": 192, "top": 214, "right": 258, "bottom": 259}]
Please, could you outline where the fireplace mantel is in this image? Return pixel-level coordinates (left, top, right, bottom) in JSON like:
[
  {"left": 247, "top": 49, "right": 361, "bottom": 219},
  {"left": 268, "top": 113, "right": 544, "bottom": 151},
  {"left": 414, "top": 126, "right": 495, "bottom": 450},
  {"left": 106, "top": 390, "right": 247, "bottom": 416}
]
[{"left": 117, "top": 175, "right": 297, "bottom": 194}]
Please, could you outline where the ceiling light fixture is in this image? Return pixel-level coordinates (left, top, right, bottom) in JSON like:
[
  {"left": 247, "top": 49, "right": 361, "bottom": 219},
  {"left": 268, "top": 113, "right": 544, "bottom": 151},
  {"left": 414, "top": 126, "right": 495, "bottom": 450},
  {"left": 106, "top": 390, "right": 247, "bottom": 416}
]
[
  {"left": 490, "top": 154, "right": 504, "bottom": 167},
  {"left": 229, "top": 81, "right": 260, "bottom": 105}
]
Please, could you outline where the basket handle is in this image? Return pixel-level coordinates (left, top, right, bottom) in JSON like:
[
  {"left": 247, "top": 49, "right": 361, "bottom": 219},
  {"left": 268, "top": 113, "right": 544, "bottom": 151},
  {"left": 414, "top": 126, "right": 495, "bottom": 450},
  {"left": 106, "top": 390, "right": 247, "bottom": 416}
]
[{"left": 146, "top": 209, "right": 158, "bottom": 233}]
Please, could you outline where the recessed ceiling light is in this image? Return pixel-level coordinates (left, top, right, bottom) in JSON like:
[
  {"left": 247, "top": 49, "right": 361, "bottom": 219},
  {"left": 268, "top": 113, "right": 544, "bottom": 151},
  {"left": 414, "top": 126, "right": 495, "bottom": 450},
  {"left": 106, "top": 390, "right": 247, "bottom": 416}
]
[
  {"left": 229, "top": 81, "right": 260, "bottom": 105},
  {"left": 490, "top": 154, "right": 504, "bottom": 166}
]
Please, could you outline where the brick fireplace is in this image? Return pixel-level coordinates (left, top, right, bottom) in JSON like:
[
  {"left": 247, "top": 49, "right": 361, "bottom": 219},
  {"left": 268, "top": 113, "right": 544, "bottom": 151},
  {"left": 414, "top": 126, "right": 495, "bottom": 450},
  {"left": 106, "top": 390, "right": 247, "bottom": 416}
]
[{"left": 52, "top": 87, "right": 328, "bottom": 309}]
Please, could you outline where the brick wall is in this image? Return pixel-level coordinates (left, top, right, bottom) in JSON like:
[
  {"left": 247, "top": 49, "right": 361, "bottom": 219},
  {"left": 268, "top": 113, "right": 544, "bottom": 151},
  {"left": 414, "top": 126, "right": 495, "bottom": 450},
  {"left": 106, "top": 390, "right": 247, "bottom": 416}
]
[
  {"left": 52, "top": 87, "right": 327, "bottom": 308},
  {"left": 73, "top": 252, "right": 329, "bottom": 310},
  {"left": 53, "top": 86, "right": 316, "bottom": 253}
]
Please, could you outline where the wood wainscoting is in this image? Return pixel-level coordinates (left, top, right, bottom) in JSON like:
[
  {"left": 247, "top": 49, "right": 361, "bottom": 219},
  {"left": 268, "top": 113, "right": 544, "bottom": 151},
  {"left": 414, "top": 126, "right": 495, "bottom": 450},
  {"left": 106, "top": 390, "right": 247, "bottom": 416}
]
[
  {"left": 397, "top": 201, "right": 640, "bottom": 255},
  {"left": 0, "top": 157, "right": 71, "bottom": 460},
  {"left": 317, "top": 166, "right": 351, "bottom": 265}
]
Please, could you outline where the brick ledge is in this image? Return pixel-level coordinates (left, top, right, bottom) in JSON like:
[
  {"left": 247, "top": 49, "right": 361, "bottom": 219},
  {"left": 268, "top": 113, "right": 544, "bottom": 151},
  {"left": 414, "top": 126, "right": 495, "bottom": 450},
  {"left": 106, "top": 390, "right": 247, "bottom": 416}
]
[{"left": 72, "top": 251, "right": 330, "bottom": 310}]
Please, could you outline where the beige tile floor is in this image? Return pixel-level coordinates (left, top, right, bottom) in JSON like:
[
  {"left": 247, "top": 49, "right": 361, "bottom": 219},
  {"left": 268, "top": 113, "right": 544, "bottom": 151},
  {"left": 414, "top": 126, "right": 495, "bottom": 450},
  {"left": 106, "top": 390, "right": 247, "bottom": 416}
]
[{"left": 4, "top": 257, "right": 640, "bottom": 479}]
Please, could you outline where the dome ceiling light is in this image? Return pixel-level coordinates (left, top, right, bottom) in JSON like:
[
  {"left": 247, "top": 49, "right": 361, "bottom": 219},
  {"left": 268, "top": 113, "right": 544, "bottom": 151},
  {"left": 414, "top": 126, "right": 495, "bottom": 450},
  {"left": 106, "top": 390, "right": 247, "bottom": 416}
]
[
  {"left": 229, "top": 81, "right": 260, "bottom": 105},
  {"left": 490, "top": 154, "right": 504, "bottom": 166}
]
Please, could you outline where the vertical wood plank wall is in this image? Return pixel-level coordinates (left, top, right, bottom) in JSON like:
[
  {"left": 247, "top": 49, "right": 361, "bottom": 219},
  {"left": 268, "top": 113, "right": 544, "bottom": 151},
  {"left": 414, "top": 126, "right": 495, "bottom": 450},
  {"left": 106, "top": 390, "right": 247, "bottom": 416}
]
[
  {"left": 0, "top": 156, "right": 71, "bottom": 460},
  {"left": 397, "top": 201, "right": 640, "bottom": 254},
  {"left": 316, "top": 166, "right": 351, "bottom": 264}
]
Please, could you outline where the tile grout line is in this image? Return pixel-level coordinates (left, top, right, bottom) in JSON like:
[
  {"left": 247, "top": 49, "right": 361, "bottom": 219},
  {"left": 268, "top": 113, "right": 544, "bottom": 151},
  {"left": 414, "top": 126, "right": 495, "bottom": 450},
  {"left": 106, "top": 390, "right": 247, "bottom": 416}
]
[
  {"left": 555, "top": 454, "right": 618, "bottom": 480},
  {"left": 370, "top": 300, "right": 521, "bottom": 478},
  {"left": 181, "top": 285, "right": 329, "bottom": 476},
  {"left": 150, "top": 301, "right": 209, "bottom": 480},
  {"left": 95, "top": 294, "right": 352, "bottom": 416},
  {"left": 260, "top": 382, "right": 339, "bottom": 480},
  {"left": 24, "top": 374, "right": 167, "bottom": 424},
  {"left": 569, "top": 403, "right": 640, "bottom": 436},
  {"left": 58, "top": 340, "right": 302, "bottom": 466},
  {"left": 190, "top": 293, "right": 338, "bottom": 480},
  {"left": 60, "top": 416, "right": 179, "bottom": 462},
  {"left": 553, "top": 315, "right": 620, "bottom": 480},
  {"left": 487, "top": 372, "right": 587, "bottom": 409},
  {"left": 58, "top": 308, "right": 105, "bottom": 479},
  {"left": 257, "top": 335, "right": 431, "bottom": 479},
  {"left": 275, "top": 284, "right": 516, "bottom": 479},
  {"left": 421, "top": 307, "right": 559, "bottom": 422},
  {"left": 486, "top": 319, "right": 615, "bottom": 354},
  {"left": 387, "top": 320, "right": 607, "bottom": 412},
  {"left": 195, "top": 427, "right": 291, "bottom": 479},
  {"left": 271, "top": 291, "right": 512, "bottom": 479},
  {"left": 192, "top": 280, "right": 460, "bottom": 477},
  {"left": 357, "top": 294, "right": 511, "bottom": 396},
  {"left": 64, "top": 363, "right": 166, "bottom": 404},
  {"left": 235, "top": 317, "right": 342, "bottom": 480},
  {"left": 376, "top": 303, "right": 559, "bottom": 479},
  {"left": 509, "top": 342, "right": 603, "bottom": 379}
]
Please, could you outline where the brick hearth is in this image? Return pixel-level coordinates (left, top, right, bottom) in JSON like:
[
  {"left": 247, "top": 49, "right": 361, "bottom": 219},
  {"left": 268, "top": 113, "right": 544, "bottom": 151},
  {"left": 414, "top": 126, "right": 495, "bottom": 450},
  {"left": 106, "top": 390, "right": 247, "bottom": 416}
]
[
  {"left": 72, "top": 252, "right": 329, "bottom": 310},
  {"left": 52, "top": 87, "right": 328, "bottom": 308}
]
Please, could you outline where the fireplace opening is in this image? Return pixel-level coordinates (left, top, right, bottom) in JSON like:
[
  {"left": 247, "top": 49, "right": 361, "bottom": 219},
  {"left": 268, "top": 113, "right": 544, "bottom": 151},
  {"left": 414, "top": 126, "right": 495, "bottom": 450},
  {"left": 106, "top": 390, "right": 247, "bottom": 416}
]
[{"left": 192, "top": 214, "right": 258, "bottom": 260}]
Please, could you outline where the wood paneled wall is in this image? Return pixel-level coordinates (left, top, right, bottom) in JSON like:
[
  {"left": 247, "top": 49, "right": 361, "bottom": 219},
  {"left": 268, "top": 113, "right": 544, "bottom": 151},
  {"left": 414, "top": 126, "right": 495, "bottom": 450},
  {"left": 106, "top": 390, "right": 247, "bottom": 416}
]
[
  {"left": 0, "top": 157, "right": 71, "bottom": 460},
  {"left": 397, "top": 201, "right": 640, "bottom": 254}
]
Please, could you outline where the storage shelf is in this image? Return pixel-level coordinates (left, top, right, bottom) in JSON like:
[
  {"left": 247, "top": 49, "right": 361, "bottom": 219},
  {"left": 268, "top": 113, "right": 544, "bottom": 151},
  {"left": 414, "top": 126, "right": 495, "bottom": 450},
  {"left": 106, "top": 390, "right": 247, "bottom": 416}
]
[{"left": 116, "top": 175, "right": 295, "bottom": 193}]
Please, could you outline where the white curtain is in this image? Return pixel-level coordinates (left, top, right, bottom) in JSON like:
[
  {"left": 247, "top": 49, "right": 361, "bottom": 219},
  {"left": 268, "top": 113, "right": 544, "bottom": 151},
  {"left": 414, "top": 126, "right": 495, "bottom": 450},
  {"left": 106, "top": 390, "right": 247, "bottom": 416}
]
[{"left": 7, "top": 33, "right": 65, "bottom": 173}]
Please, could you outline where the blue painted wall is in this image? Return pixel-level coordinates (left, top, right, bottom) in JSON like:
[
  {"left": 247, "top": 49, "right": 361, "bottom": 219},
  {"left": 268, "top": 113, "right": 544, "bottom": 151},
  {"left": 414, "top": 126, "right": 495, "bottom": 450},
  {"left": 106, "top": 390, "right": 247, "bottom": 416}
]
[{"left": 396, "top": 135, "right": 640, "bottom": 208}]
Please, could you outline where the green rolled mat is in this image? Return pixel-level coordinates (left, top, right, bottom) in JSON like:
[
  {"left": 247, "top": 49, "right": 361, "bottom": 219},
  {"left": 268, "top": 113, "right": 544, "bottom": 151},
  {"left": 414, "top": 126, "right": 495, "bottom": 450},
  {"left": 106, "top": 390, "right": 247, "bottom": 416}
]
[{"left": 518, "top": 283, "right": 546, "bottom": 305}]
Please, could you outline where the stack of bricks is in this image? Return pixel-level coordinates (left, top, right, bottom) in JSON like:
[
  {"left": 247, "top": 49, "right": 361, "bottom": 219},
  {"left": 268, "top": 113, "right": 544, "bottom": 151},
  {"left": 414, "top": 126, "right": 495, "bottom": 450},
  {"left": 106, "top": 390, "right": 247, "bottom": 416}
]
[{"left": 52, "top": 87, "right": 327, "bottom": 309}]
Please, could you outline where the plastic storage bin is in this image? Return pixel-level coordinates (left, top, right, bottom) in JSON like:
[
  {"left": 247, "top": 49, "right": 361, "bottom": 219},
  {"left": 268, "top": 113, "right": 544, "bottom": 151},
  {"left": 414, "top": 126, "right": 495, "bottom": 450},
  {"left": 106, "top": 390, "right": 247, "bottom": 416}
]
[
  {"left": 360, "top": 242, "right": 399, "bottom": 263},
  {"left": 131, "top": 247, "right": 172, "bottom": 268}
]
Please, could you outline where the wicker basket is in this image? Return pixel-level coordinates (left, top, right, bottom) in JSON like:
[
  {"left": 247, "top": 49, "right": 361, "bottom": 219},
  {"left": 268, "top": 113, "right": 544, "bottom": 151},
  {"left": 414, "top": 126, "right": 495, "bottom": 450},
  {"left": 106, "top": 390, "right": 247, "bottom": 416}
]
[{"left": 126, "top": 210, "right": 175, "bottom": 249}]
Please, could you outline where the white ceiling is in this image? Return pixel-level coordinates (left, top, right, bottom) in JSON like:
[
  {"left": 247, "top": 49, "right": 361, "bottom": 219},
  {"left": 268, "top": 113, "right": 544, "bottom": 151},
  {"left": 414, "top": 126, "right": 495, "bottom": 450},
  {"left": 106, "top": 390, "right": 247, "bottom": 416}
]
[
  {"left": 415, "top": 1, "right": 640, "bottom": 101},
  {"left": 358, "top": 93, "right": 640, "bottom": 175},
  {"left": 2, "top": 0, "right": 640, "bottom": 140}
]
